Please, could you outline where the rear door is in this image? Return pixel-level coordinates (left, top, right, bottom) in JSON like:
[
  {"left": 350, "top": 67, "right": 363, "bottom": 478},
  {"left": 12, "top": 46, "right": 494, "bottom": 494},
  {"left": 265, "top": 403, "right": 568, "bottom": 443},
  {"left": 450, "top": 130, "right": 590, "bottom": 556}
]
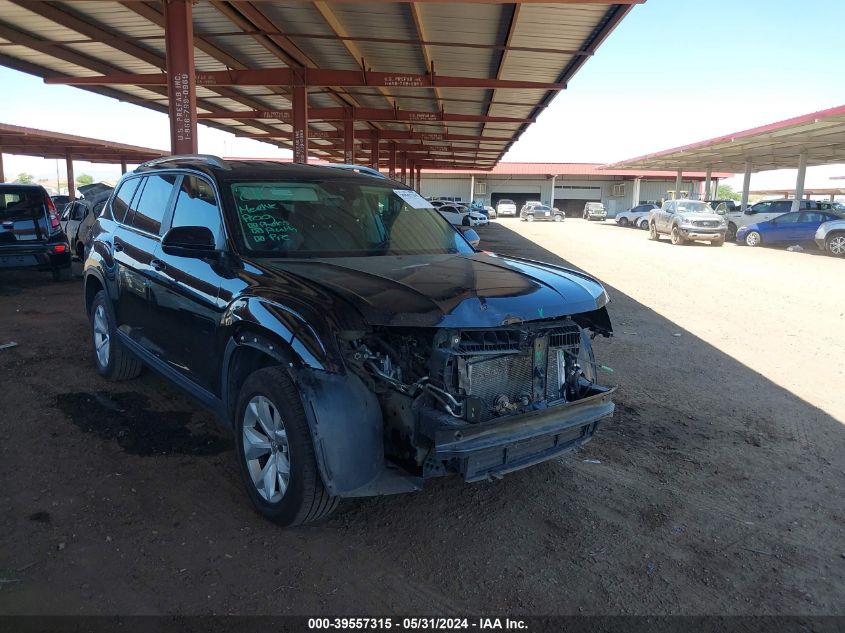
[
  {"left": 765, "top": 212, "right": 801, "bottom": 243},
  {"left": 112, "top": 173, "right": 178, "bottom": 355},
  {"left": 794, "top": 211, "right": 829, "bottom": 242}
]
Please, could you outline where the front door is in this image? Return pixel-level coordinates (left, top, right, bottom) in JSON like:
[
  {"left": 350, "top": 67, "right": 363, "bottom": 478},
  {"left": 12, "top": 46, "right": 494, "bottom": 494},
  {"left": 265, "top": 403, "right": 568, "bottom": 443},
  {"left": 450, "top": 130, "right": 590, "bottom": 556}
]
[{"left": 148, "top": 175, "right": 227, "bottom": 395}]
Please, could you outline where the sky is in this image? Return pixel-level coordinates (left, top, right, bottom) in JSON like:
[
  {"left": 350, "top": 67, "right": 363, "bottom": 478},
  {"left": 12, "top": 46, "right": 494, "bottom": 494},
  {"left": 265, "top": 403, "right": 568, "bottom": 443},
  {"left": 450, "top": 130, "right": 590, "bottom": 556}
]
[{"left": 2, "top": 0, "right": 844, "bottom": 192}]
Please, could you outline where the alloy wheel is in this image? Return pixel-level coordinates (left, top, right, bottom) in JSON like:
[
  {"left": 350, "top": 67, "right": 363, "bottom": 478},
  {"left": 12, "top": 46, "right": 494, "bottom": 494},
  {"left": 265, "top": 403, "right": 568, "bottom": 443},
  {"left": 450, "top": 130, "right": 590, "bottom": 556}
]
[
  {"left": 93, "top": 304, "right": 110, "bottom": 368},
  {"left": 243, "top": 395, "right": 291, "bottom": 503},
  {"left": 828, "top": 235, "right": 845, "bottom": 256},
  {"left": 745, "top": 231, "right": 761, "bottom": 247}
]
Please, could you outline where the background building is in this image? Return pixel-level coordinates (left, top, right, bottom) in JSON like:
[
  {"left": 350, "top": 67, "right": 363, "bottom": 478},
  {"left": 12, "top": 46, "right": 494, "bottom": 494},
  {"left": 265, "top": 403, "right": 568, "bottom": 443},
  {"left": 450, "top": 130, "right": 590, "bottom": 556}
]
[{"left": 419, "top": 163, "right": 732, "bottom": 216}]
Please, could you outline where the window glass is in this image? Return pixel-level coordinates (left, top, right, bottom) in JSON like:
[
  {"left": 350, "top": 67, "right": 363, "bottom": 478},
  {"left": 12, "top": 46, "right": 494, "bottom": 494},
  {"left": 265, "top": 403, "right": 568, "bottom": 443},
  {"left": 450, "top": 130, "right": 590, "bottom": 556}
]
[
  {"left": 111, "top": 178, "right": 141, "bottom": 224},
  {"left": 799, "top": 212, "right": 825, "bottom": 223},
  {"left": 171, "top": 176, "right": 222, "bottom": 238},
  {"left": 752, "top": 202, "right": 771, "bottom": 214},
  {"left": 774, "top": 212, "right": 800, "bottom": 224},
  {"left": 770, "top": 201, "right": 792, "bottom": 214},
  {"left": 131, "top": 174, "right": 177, "bottom": 235},
  {"left": 229, "top": 180, "right": 474, "bottom": 258}
]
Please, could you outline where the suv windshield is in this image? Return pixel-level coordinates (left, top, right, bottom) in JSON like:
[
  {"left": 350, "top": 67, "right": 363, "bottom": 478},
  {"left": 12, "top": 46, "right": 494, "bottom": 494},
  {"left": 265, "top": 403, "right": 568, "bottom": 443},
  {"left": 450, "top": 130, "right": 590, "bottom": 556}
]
[
  {"left": 229, "top": 179, "right": 474, "bottom": 258},
  {"left": 675, "top": 201, "right": 712, "bottom": 214}
]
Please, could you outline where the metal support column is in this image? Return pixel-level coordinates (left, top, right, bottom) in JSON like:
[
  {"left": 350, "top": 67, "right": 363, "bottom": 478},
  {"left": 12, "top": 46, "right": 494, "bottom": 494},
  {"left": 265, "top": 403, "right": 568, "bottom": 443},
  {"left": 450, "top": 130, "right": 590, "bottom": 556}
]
[
  {"left": 409, "top": 161, "right": 416, "bottom": 190},
  {"left": 400, "top": 153, "right": 407, "bottom": 184},
  {"left": 416, "top": 166, "right": 421, "bottom": 193},
  {"left": 120, "top": 158, "right": 128, "bottom": 174},
  {"left": 164, "top": 0, "right": 197, "bottom": 154},
  {"left": 0, "top": 152, "right": 4, "bottom": 182},
  {"left": 792, "top": 152, "right": 807, "bottom": 211},
  {"left": 674, "top": 170, "right": 683, "bottom": 198},
  {"left": 470, "top": 175, "right": 475, "bottom": 203},
  {"left": 631, "top": 177, "right": 640, "bottom": 208},
  {"left": 704, "top": 168, "right": 712, "bottom": 201},
  {"left": 343, "top": 114, "right": 355, "bottom": 164},
  {"left": 370, "top": 132, "right": 380, "bottom": 171},
  {"left": 550, "top": 175, "right": 557, "bottom": 207},
  {"left": 740, "top": 161, "right": 752, "bottom": 212},
  {"left": 292, "top": 85, "right": 308, "bottom": 164},
  {"left": 66, "top": 153, "right": 75, "bottom": 199},
  {"left": 388, "top": 143, "right": 396, "bottom": 180}
]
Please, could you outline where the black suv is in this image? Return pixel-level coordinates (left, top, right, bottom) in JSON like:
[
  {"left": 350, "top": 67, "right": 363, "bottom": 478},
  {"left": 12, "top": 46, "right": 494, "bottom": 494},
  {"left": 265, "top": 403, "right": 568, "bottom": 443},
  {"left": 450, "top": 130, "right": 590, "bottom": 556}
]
[
  {"left": 1, "top": 183, "right": 71, "bottom": 280},
  {"left": 83, "top": 156, "right": 615, "bottom": 526}
]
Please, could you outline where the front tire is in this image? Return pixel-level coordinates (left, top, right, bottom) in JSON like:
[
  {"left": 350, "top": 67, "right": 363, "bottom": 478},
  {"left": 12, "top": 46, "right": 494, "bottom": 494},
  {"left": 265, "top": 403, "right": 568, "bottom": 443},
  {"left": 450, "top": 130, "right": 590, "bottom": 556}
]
[
  {"left": 618, "top": 217, "right": 629, "bottom": 227},
  {"left": 726, "top": 222, "right": 738, "bottom": 241},
  {"left": 235, "top": 366, "right": 338, "bottom": 526},
  {"left": 710, "top": 238, "right": 724, "bottom": 247},
  {"left": 553, "top": 214, "right": 563, "bottom": 223},
  {"left": 671, "top": 226, "right": 686, "bottom": 245},
  {"left": 90, "top": 290, "right": 143, "bottom": 381},
  {"left": 745, "top": 231, "right": 762, "bottom": 247},
  {"left": 825, "top": 233, "right": 845, "bottom": 257},
  {"left": 526, "top": 215, "right": 534, "bottom": 222}
]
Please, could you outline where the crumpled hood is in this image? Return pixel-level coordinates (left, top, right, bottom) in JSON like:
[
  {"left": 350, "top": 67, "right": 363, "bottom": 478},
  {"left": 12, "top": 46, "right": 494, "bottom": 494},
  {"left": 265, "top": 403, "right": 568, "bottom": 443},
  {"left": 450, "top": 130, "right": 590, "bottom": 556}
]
[{"left": 263, "top": 252, "right": 608, "bottom": 328}]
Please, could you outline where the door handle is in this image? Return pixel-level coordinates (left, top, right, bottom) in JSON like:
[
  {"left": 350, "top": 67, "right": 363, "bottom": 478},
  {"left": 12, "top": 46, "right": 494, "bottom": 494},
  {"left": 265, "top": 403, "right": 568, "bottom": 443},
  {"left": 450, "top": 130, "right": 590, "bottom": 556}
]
[{"left": 151, "top": 258, "right": 167, "bottom": 272}]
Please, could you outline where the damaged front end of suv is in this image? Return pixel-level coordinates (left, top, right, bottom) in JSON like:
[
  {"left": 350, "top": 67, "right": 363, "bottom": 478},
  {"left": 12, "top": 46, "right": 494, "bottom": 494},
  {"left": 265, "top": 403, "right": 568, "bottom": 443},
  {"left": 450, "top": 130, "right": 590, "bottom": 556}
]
[{"left": 340, "top": 307, "right": 613, "bottom": 486}]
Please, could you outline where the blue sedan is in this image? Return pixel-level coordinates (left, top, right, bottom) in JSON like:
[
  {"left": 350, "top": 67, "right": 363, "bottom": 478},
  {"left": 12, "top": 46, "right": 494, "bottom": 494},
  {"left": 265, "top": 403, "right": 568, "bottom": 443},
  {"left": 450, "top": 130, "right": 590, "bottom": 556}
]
[{"left": 736, "top": 210, "right": 844, "bottom": 247}]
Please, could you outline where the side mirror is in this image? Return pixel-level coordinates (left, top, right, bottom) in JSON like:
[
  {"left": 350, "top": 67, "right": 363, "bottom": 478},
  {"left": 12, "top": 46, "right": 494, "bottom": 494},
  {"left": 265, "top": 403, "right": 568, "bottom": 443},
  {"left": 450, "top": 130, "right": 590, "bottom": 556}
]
[
  {"left": 744, "top": 209, "right": 754, "bottom": 215},
  {"left": 161, "top": 225, "right": 217, "bottom": 257},
  {"left": 461, "top": 228, "right": 480, "bottom": 248}
]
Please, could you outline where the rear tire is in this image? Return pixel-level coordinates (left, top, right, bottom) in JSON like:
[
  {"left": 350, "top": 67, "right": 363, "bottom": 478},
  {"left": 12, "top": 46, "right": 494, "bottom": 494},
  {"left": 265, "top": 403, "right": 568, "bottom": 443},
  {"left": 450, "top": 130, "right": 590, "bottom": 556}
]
[
  {"left": 90, "top": 290, "right": 143, "bottom": 381},
  {"left": 526, "top": 215, "right": 534, "bottom": 222},
  {"left": 649, "top": 222, "right": 660, "bottom": 241},
  {"left": 235, "top": 366, "right": 338, "bottom": 526},
  {"left": 553, "top": 214, "right": 563, "bottom": 223},
  {"left": 51, "top": 266, "right": 71, "bottom": 281},
  {"left": 825, "top": 233, "right": 845, "bottom": 257}
]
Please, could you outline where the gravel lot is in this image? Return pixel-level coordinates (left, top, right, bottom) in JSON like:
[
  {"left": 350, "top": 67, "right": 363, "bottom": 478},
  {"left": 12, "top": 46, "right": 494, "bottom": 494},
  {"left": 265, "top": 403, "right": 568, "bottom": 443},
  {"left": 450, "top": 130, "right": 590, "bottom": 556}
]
[{"left": 1, "top": 218, "right": 843, "bottom": 615}]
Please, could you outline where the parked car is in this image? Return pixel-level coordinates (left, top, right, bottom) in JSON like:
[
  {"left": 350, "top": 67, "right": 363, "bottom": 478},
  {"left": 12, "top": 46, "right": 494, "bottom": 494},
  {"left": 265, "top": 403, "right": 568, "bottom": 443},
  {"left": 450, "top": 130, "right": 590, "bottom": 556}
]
[
  {"left": 707, "top": 199, "right": 741, "bottom": 214},
  {"left": 724, "top": 199, "right": 825, "bottom": 241},
  {"left": 648, "top": 198, "right": 727, "bottom": 246},
  {"left": 468, "top": 209, "right": 489, "bottom": 227},
  {"left": 1, "top": 183, "right": 71, "bottom": 280},
  {"left": 582, "top": 202, "right": 607, "bottom": 221},
  {"left": 51, "top": 195, "right": 74, "bottom": 214},
  {"left": 815, "top": 218, "right": 845, "bottom": 257},
  {"left": 496, "top": 198, "right": 517, "bottom": 217},
  {"left": 736, "top": 210, "right": 844, "bottom": 247},
  {"left": 484, "top": 205, "right": 497, "bottom": 219},
  {"left": 60, "top": 183, "right": 114, "bottom": 260},
  {"left": 438, "top": 203, "right": 471, "bottom": 226},
  {"left": 615, "top": 203, "right": 658, "bottom": 229},
  {"left": 82, "top": 156, "right": 615, "bottom": 526},
  {"left": 520, "top": 203, "right": 563, "bottom": 223}
]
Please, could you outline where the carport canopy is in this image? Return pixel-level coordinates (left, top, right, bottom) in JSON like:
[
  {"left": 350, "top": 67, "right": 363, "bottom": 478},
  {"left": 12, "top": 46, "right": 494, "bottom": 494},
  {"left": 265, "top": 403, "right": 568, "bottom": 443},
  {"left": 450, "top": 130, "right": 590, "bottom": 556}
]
[
  {"left": 0, "top": 0, "right": 642, "bottom": 181},
  {"left": 607, "top": 104, "right": 845, "bottom": 211},
  {"left": 0, "top": 122, "right": 168, "bottom": 197}
]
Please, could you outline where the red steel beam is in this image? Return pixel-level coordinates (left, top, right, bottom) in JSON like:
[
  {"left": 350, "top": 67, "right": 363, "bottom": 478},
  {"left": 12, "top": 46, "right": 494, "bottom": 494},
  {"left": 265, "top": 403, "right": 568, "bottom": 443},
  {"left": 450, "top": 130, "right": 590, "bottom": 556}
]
[
  {"left": 164, "top": 0, "right": 197, "bottom": 154},
  {"left": 388, "top": 143, "right": 396, "bottom": 180},
  {"left": 370, "top": 131, "right": 380, "bottom": 170},
  {"left": 236, "top": 130, "right": 511, "bottom": 143},
  {"left": 292, "top": 84, "right": 308, "bottom": 164},
  {"left": 196, "top": 107, "right": 531, "bottom": 124},
  {"left": 45, "top": 68, "right": 567, "bottom": 90},
  {"left": 416, "top": 165, "right": 422, "bottom": 190},
  {"left": 343, "top": 114, "right": 355, "bottom": 164}
]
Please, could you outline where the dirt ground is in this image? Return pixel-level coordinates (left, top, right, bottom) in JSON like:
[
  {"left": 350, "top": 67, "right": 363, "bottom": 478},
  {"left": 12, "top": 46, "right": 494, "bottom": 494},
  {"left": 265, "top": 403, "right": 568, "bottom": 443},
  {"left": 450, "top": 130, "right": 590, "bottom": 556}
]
[{"left": 0, "top": 219, "right": 843, "bottom": 616}]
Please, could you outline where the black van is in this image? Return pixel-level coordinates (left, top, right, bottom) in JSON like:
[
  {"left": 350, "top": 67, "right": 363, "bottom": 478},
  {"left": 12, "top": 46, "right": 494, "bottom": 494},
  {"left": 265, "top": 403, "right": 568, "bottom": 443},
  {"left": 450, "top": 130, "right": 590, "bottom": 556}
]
[{"left": 0, "top": 184, "right": 71, "bottom": 280}]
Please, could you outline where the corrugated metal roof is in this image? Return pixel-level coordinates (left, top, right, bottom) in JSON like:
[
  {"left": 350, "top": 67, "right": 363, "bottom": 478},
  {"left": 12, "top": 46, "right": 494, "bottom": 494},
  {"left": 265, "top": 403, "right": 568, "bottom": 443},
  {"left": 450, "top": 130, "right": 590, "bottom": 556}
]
[
  {"left": 0, "top": 0, "right": 641, "bottom": 169},
  {"left": 609, "top": 104, "right": 845, "bottom": 173},
  {"left": 0, "top": 121, "right": 167, "bottom": 162}
]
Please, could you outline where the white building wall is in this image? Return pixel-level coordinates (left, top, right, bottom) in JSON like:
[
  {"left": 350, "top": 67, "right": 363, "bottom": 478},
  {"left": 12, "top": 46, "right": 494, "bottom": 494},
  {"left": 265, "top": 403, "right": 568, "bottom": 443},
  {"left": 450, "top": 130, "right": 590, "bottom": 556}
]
[{"left": 419, "top": 174, "right": 707, "bottom": 216}]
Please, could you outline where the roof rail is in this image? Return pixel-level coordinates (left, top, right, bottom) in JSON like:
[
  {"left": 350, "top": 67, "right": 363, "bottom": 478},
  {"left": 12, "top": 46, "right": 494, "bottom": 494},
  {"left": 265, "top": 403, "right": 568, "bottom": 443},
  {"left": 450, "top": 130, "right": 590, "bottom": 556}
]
[
  {"left": 138, "top": 154, "right": 230, "bottom": 170},
  {"left": 325, "top": 164, "right": 386, "bottom": 179}
]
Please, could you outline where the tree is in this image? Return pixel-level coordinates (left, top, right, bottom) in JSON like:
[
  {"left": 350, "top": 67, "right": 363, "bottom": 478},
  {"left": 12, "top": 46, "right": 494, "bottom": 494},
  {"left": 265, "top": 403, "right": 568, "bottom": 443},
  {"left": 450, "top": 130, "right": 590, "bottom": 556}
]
[
  {"left": 716, "top": 184, "right": 740, "bottom": 201},
  {"left": 76, "top": 174, "right": 94, "bottom": 186},
  {"left": 14, "top": 173, "right": 34, "bottom": 184}
]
